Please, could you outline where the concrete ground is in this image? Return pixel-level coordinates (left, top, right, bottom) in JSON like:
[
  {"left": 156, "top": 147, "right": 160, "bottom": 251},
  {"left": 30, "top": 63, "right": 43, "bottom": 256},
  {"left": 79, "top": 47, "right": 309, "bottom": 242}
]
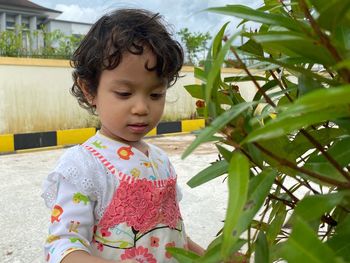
[{"left": 0, "top": 134, "right": 228, "bottom": 263}]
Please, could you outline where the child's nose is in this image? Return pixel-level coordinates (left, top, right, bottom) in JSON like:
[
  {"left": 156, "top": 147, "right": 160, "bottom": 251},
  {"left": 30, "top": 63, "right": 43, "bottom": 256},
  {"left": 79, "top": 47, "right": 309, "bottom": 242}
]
[{"left": 131, "top": 97, "right": 149, "bottom": 115}]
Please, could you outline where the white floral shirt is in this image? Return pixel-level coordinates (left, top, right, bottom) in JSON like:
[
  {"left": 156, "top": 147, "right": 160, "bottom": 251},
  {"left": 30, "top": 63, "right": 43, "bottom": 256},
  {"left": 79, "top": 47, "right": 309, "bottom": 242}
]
[{"left": 42, "top": 132, "right": 187, "bottom": 262}]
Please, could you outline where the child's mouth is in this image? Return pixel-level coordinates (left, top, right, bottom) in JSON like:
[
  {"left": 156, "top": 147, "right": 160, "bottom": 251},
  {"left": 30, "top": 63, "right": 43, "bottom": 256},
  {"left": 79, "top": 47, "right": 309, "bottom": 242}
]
[{"left": 128, "top": 124, "right": 148, "bottom": 133}]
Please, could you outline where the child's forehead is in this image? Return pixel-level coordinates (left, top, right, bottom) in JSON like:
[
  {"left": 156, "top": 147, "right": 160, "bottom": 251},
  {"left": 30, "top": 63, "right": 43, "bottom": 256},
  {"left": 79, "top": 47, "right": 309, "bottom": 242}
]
[{"left": 119, "top": 49, "right": 157, "bottom": 70}]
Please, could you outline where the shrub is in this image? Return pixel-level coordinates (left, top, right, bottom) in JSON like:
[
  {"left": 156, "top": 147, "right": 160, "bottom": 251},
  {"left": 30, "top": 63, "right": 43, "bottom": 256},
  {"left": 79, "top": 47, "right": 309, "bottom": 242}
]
[{"left": 169, "top": 1, "right": 350, "bottom": 262}]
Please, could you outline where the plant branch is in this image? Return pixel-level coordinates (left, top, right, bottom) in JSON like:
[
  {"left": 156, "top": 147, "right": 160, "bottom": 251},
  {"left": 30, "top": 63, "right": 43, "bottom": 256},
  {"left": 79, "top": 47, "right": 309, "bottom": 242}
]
[
  {"left": 298, "top": 0, "right": 350, "bottom": 83},
  {"left": 254, "top": 143, "right": 350, "bottom": 188},
  {"left": 268, "top": 194, "right": 295, "bottom": 208},
  {"left": 300, "top": 129, "right": 350, "bottom": 181},
  {"left": 230, "top": 46, "right": 348, "bottom": 178},
  {"left": 223, "top": 129, "right": 302, "bottom": 204},
  {"left": 274, "top": 178, "right": 300, "bottom": 203},
  {"left": 269, "top": 70, "right": 294, "bottom": 103},
  {"left": 229, "top": 46, "right": 277, "bottom": 107},
  {"left": 252, "top": 199, "right": 271, "bottom": 243},
  {"left": 296, "top": 177, "right": 321, "bottom": 195},
  {"left": 234, "top": 63, "right": 341, "bottom": 181}
]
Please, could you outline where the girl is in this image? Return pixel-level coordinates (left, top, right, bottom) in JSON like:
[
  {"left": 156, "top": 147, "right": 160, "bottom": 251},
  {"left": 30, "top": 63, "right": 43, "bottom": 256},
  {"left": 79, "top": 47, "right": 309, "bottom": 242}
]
[{"left": 42, "top": 8, "right": 204, "bottom": 263}]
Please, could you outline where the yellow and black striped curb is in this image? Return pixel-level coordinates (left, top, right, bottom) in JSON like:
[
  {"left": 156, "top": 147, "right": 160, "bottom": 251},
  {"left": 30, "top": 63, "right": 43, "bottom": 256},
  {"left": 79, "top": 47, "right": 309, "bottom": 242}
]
[{"left": 0, "top": 119, "right": 205, "bottom": 154}]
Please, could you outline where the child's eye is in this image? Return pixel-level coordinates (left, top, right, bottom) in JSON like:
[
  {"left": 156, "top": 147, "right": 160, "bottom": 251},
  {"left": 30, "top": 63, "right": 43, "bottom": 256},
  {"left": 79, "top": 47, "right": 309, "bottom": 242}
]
[
  {"left": 150, "top": 93, "right": 165, "bottom": 99},
  {"left": 115, "top": 91, "right": 131, "bottom": 98}
]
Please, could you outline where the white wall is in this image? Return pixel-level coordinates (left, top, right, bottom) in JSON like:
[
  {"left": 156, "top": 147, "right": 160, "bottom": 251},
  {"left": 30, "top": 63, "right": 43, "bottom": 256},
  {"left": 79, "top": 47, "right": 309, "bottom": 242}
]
[
  {"left": 0, "top": 58, "right": 258, "bottom": 134},
  {"left": 47, "top": 20, "right": 91, "bottom": 35}
]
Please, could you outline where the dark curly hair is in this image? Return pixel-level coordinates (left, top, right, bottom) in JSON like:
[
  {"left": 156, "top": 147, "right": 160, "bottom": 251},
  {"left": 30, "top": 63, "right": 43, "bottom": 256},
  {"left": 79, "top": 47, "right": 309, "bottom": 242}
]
[{"left": 70, "top": 8, "right": 184, "bottom": 114}]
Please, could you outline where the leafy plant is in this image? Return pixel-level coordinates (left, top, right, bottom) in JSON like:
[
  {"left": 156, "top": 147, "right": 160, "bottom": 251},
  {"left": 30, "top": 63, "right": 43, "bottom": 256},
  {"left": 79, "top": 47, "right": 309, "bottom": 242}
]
[
  {"left": 169, "top": 0, "right": 350, "bottom": 262},
  {"left": 0, "top": 25, "right": 83, "bottom": 59}
]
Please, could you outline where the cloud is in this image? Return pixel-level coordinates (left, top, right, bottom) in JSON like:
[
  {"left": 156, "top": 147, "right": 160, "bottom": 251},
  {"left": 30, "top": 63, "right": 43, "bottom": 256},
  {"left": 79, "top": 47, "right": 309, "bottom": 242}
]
[
  {"left": 54, "top": 4, "right": 105, "bottom": 23},
  {"left": 33, "top": 0, "right": 262, "bottom": 35}
]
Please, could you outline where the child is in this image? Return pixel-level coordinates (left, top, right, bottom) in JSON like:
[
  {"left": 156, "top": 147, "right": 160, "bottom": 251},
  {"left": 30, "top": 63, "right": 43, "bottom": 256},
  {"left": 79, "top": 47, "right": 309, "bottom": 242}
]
[{"left": 41, "top": 8, "right": 205, "bottom": 263}]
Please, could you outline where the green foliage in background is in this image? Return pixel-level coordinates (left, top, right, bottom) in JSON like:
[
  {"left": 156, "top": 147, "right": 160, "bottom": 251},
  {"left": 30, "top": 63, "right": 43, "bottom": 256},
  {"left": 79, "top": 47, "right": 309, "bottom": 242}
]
[
  {"left": 169, "top": 0, "right": 350, "bottom": 262},
  {"left": 178, "top": 27, "right": 212, "bottom": 66},
  {"left": 0, "top": 25, "right": 83, "bottom": 59}
]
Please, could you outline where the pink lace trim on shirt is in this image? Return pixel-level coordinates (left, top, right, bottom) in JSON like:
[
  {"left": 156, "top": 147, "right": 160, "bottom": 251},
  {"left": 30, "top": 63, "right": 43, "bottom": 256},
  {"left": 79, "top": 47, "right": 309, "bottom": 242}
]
[{"left": 98, "top": 178, "right": 182, "bottom": 233}]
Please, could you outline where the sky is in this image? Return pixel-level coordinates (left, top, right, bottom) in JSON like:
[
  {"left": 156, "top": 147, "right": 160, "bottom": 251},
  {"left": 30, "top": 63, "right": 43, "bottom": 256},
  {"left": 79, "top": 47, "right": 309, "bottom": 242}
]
[{"left": 31, "top": 0, "right": 261, "bottom": 36}]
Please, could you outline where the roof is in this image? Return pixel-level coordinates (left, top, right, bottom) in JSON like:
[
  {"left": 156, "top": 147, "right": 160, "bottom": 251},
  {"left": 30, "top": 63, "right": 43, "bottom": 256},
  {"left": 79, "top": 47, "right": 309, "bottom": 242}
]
[
  {"left": 49, "top": 18, "right": 93, "bottom": 26},
  {"left": 0, "top": 0, "right": 61, "bottom": 14}
]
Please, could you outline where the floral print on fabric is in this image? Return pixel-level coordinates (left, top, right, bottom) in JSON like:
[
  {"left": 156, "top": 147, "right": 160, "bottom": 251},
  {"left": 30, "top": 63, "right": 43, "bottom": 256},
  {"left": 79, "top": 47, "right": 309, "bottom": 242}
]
[
  {"left": 120, "top": 246, "right": 157, "bottom": 263},
  {"left": 165, "top": 242, "right": 176, "bottom": 258},
  {"left": 117, "top": 146, "right": 134, "bottom": 160},
  {"left": 98, "top": 178, "right": 181, "bottom": 233},
  {"left": 150, "top": 236, "right": 160, "bottom": 247}
]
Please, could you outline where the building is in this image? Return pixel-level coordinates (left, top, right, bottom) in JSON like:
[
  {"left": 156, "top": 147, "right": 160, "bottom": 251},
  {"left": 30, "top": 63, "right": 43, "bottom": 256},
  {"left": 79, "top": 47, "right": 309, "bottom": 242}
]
[{"left": 0, "top": 0, "right": 91, "bottom": 52}]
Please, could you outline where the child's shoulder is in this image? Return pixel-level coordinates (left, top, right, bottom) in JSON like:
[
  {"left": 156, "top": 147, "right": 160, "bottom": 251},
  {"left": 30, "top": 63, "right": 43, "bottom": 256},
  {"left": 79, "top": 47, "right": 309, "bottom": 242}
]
[
  {"left": 59, "top": 144, "right": 94, "bottom": 162},
  {"left": 54, "top": 144, "right": 102, "bottom": 174},
  {"left": 148, "top": 142, "right": 169, "bottom": 157}
]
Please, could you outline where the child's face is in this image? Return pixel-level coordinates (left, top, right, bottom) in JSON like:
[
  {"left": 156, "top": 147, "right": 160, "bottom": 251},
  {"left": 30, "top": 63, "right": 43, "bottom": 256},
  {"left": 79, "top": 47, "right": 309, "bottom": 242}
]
[{"left": 91, "top": 49, "right": 167, "bottom": 143}]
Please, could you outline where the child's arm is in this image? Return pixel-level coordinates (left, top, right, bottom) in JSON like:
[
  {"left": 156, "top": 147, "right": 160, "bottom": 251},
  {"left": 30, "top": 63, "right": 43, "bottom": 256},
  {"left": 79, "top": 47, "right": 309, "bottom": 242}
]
[
  {"left": 61, "top": 250, "right": 137, "bottom": 263},
  {"left": 187, "top": 236, "right": 205, "bottom": 256},
  {"left": 44, "top": 177, "right": 97, "bottom": 262}
]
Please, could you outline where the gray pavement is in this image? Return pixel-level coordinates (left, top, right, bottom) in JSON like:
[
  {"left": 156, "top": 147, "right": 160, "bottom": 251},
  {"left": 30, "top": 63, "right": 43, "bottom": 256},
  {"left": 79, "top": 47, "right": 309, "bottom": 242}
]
[{"left": 0, "top": 134, "right": 228, "bottom": 263}]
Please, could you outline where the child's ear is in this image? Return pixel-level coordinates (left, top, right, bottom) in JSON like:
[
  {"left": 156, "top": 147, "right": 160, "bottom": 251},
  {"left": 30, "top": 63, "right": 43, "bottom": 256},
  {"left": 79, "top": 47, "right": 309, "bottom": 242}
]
[{"left": 78, "top": 78, "right": 96, "bottom": 105}]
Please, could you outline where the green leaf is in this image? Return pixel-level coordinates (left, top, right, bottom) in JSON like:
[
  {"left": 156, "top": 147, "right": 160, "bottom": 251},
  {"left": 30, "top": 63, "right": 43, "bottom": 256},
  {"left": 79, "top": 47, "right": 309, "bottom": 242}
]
[
  {"left": 294, "top": 192, "right": 345, "bottom": 222},
  {"left": 304, "top": 136, "right": 350, "bottom": 183},
  {"left": 252, "top": 32, "right": 335, "bottom": 65},
  {"left": 287, "top": 128, "right": 345, "bottom": 160},
  {"left": 206, "top": 33, "right": 239, "bottom": 102},
  {"left": 266, "top": 203, "right": 287, "bottom": 245},
  {"left": 198, "top": 238, "right": 246, "bottom": 263},
  {"left": 335, "top": 121, "right": 350, "bottom": 138},
  {"left": 216, "top": 144, "right": 233, "bottom": 162},
  {"left": 298, "top": 74, "right": 324, "bottom": 96},
  {"left": 279, "top": 216, "right": 341, "bottom": 263},
  {"left": 243, "top": 85, "right": 350, "bottom": 144},
  {"left": 198, "top": 242, "right": 222, "bottom": 263},
  {"left": 239, "top": 169, "right": 276, "bottom": 228},
  {"left": 194, "top": 67, "right": 206, "bottom": 82},
  {"left": 185, "top": 84, "right": 233, "bottom": 105},
  {"left": 258, "top": 137, "right": 298, "bottom": 175},
  {"left": 245, "top": 143, "right": 264, "bottom": 167},
  {"left": 243, "top": 54, "right": 339, "bottom": 86},
  {"left": 285, "top": 85, "right": 350, "bottom": 114},
  {"left": 245, "top": 106, "right": 349, "bottom": 144},
  {"left": 316, "top": 1, "right": 350, "bottom": 32},
  {"left": 187, "top": 160, "right": 228, "bottom": 188},
  {"left": 308, "top": 135, "right": 350, "bottom": 167},
  {"left": 207, "top": 5, "right": 305, "bottom": 32},
  {"left": 227, "top": 168, "right": 277, "bottom": 253},
  {"left": 166, "top": 247, "right": 200, "bottom": 263},
  {"left": 333, "top": 58, "right": 350, "bottom": 70},
  {"left": 217, "top": 90, "right": 234, "bottom": 105},
  {"left": 238, "top": 38, "right": 264, "bottom": 57},
  {"left": 327, "top": 215, "right": 350, "bottom": 261},
  {"left": 290, "top": 0, "right": 304, "bottom": 18},
  {"left": 224, "top": 75, "right": 267, "bottom": 83},
  {"left": 212, "top": 22, "right": 230, "bottom": 59},
  {"left": 255, "top": 231, "right": 270, "bottom": 263},
  {"left": 252, "top": 79, "right": 280, "bottom": 101},
  {"left": 222, "top": 152, "right": 250, "bottom": 260},
  {"left": 185, "top": 84, "right": 204, "bottom": 100},
  {"left": 182, "top": 101, "right": 256, "bottom": 159}
]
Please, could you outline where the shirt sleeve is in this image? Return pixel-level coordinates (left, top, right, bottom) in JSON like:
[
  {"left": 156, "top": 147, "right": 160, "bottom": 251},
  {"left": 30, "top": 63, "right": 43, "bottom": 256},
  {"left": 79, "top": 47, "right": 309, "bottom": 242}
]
[{"left": 44, "top": 175, "right": 95, "bottom": 263}]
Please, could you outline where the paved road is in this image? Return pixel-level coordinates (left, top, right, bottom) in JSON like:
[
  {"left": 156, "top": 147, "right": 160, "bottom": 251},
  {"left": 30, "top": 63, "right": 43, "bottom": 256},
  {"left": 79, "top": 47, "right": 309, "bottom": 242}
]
[{"left": 0, "top": 134, "right": 228, "bottom": 263}]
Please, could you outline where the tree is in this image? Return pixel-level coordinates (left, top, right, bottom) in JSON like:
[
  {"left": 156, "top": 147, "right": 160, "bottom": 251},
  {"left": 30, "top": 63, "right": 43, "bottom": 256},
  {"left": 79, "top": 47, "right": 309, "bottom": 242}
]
[
  {"left": 169, "top": 0, "right": 350, "bottom": 262},
  {"left": 177, "top": 28, "right": 211, "bottom": 66}
]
